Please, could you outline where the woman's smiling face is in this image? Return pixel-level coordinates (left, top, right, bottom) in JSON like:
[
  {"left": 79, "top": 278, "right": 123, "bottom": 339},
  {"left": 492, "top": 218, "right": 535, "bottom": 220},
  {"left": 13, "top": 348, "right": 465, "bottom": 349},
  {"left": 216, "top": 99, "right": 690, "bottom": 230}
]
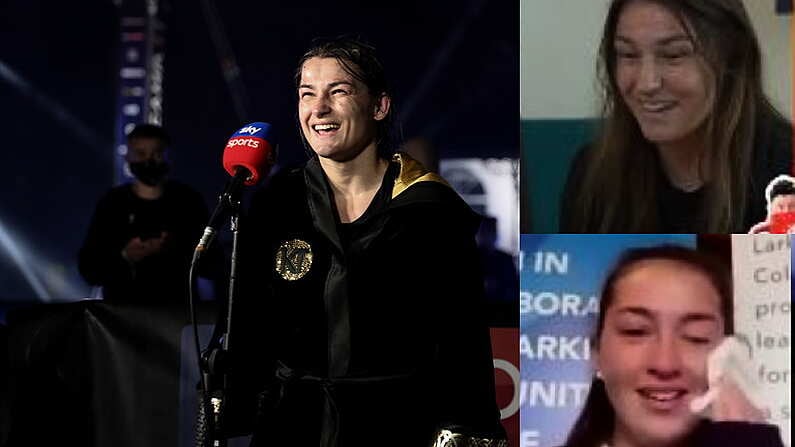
[
  {"left": 298, "top": 57, "right": 388, "bottom": 162},
  {"left": 614, "top": 0, "right": 714, "bottom": 149},
  {"left": 596, "top": 258, "right": 724, "bottom": 446}
]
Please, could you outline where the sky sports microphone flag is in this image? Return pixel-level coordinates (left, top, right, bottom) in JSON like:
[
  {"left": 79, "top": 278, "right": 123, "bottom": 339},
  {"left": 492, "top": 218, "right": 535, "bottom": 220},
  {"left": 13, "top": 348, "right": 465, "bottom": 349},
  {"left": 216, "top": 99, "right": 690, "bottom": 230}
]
[
  {"left": 194, "top": 122, "right": 275, "bottom": 253},
  {"left": 222, "top": 122, "right": 275, "bottom": 185}
]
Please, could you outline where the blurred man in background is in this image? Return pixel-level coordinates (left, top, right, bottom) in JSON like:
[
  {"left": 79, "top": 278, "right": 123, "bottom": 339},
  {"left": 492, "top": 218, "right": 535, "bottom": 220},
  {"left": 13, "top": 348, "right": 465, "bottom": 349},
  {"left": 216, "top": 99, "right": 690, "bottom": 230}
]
[{"left": 79, "top": 124, "right": 221, "bottom": 302}]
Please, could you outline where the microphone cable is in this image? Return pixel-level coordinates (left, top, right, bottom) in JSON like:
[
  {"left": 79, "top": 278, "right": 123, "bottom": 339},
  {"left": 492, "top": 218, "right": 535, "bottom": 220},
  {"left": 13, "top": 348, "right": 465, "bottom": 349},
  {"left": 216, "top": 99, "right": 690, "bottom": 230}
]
[{"left": 188, "top": 246, "right": 213, "bottom": 446}]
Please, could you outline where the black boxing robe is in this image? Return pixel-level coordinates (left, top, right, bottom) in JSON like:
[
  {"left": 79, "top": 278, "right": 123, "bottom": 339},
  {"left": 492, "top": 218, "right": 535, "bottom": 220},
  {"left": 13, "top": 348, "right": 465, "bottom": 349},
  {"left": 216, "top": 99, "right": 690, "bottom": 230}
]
[{"left": 225, "top": 153, "right": 503, "bottom": 446}]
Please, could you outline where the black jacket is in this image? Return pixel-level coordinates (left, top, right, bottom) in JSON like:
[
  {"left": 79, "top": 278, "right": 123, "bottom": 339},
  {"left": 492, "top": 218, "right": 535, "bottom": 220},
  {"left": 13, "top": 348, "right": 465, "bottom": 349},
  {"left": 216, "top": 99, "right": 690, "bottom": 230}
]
[
  {"left": 78, "top": 180, "right": 221, "bottom": 302},
  {"left": 226, "top": 154, "right": 503, "bottom": 446}
]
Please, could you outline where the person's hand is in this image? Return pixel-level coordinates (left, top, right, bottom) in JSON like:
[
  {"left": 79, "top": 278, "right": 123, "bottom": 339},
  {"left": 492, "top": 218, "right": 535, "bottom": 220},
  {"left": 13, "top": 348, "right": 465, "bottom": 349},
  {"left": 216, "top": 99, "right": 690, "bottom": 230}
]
[
  {"left": 122, "top": 232, "right": 168, "bottom": 262},
  {"left": 710, "top": 377, "right": 766, "bottom": 423},
  {"left": 748, "top": 221, "right": 771, "bottom": 234}
]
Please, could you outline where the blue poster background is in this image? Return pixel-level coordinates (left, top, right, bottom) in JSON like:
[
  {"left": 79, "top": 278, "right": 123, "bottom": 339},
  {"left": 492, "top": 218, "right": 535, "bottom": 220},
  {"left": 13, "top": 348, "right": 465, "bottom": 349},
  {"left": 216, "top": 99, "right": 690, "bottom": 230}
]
[{"left": 519, "top": 234, "right": 696, "bottom": 447}]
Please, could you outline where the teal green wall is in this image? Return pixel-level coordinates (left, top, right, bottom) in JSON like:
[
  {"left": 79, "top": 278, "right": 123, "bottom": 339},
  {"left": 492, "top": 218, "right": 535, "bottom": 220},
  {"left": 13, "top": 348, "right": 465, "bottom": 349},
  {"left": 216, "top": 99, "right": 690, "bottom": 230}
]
[{"left": 521, "top": 119, "right": 598, "bottom": 233}]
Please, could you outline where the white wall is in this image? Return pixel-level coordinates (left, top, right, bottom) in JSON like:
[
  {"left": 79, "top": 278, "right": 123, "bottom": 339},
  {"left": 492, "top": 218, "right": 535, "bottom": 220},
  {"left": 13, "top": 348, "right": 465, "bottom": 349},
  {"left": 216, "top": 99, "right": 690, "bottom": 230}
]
[
  {"left": 743, "top": 0, "right": 793, "bottom": 119},
  {"left": 520, "top": 0, "right": 793, "bottom": 120},
  {"left": 520, "top": 0, "right": 610, "bottom": 119}
]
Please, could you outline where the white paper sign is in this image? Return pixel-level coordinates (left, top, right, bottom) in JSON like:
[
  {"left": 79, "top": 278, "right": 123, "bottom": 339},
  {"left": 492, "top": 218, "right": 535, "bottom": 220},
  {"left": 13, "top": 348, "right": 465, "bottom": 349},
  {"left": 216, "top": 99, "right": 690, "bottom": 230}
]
[{"left": 732, "top": 235, "right": 791, "bottom": 446}]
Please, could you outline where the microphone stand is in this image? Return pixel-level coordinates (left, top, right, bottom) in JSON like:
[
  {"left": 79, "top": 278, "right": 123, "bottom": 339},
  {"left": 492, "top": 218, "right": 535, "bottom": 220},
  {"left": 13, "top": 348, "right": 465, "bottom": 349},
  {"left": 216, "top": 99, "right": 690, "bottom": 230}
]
[
  {"left": 192, "top": 173, "right": 246, "bottom": 447},
  {"left": 212, "top": 199, "right": 241, "bottom": 447}
]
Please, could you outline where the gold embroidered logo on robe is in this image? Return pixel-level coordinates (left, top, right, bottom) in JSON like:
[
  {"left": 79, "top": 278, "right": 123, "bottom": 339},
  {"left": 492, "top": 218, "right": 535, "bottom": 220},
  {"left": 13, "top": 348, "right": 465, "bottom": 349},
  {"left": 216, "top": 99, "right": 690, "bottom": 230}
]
[{"left": 275, "top": 239, "right": 313, "bottom": 280}]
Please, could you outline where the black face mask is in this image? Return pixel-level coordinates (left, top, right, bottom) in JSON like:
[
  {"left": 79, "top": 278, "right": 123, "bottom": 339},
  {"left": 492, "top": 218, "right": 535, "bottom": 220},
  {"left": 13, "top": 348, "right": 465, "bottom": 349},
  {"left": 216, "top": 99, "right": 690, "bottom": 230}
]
[{"left": 129, "top": 159, "right": 169, "bottom": 186}]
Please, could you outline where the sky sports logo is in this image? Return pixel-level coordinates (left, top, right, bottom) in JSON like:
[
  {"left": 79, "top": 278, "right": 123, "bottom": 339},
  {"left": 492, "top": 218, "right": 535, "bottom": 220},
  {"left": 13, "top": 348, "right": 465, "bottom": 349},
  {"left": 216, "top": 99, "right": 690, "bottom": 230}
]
[
  {"left": 237, "top": 125, "right": 262, "bottom": 135},
  {"left": 226, "top": 137, "right": 262, "bottom": 149}
]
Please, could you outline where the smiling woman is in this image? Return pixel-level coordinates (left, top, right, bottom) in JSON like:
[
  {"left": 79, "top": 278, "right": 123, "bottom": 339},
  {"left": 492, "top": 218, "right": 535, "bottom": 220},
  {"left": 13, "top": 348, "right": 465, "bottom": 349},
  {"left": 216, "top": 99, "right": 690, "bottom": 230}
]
[
  {"left": 295, "top": 40, "right": 394, "bottom": 222},
  {"left": 563, "top": 245, "right": 785, "bottom": 447},
  {"left": 216, "top": 37, "right": 506, "bottom": 447},
  {"left": 560, "top": 0, "right": 793, "bottom": 233}
]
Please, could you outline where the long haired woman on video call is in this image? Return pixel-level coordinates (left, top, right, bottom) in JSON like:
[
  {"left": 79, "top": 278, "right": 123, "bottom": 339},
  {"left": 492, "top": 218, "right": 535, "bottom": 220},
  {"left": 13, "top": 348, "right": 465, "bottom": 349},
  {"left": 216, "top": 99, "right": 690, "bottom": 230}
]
[{"left": 561, "top": 0, "right": 792, "bottom": 233}]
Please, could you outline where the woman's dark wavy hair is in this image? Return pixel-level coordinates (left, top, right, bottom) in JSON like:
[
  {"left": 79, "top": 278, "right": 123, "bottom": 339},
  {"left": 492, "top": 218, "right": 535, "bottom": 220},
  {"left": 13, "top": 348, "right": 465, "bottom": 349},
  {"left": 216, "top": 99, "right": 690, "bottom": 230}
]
[
  {"left": 564, "top": 245, "right": 732, "bottom": 447},
  {"left": 570, "top": 0, "right": 788, "bottom": 232},
  {"left": 295, "top": 36, "right": 396, "bottom": 159}
]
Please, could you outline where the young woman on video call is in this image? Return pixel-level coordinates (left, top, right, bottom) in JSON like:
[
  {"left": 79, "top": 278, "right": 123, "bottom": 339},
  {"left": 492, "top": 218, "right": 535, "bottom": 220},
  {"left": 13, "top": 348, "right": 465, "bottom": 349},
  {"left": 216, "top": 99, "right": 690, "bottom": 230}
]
[
  {"left": 561, "top": 0, "right": 792, "bottom": 233},
  {"left": 563, "top": 245, "right": 784, "bottom": 447}
]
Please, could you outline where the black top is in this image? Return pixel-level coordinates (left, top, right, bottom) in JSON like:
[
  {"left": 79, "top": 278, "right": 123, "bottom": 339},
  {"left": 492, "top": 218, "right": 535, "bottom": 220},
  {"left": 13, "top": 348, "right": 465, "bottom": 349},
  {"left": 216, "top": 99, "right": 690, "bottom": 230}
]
[
  {"left": 560, "top": 114, "right": 792, "bottom": 233},
  {"left": 336, "top": 161, "right": 398, "bottom": 250},
  {"left": 78, "top": 180, "right": 221, "bottom": 302},
  {"left": 561, "top": 420, "right": 784, "bottom": 447},
  {"left": 690, "top": 421, "right": 784, "bottom": 446},
  {"left": 657, "top": 183, "right": 706, "bottom": 233}
]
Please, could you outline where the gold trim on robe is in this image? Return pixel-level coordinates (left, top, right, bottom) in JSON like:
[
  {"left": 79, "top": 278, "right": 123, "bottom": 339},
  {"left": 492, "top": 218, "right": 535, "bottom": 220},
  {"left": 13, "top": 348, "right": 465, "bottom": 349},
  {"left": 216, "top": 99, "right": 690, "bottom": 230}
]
[{"left": 391, "top": 152, "right": 449, "bottom": 199}]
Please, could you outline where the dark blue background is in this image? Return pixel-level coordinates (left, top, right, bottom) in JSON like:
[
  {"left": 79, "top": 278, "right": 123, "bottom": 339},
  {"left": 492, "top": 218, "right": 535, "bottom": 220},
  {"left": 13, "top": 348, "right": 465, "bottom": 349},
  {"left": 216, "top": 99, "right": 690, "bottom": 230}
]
[{"left": 0, "top": 0, "right": 518, "bottom": 306}]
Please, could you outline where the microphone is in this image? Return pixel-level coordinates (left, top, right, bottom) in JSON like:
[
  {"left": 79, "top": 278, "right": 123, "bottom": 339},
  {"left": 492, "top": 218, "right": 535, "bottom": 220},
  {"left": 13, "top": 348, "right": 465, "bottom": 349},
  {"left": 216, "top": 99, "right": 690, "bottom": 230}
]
[
  {"left": 222, "top": 122, "right": 274, "bottom": 185},
  {"left": 195, "top": 122, "right": 275, "bottom": 253}
]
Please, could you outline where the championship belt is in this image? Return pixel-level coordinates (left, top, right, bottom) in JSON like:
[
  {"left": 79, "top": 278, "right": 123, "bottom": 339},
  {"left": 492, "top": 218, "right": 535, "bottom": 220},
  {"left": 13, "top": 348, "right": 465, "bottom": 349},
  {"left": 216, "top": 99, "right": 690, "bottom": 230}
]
[{"left": 431, "top": 427, "right": 508, "bottom": 447}]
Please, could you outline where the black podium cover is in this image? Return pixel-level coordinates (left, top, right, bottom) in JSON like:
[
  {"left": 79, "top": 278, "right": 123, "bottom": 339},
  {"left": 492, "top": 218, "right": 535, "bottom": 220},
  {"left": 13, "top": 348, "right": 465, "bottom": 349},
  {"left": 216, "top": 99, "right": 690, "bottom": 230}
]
[{"left": 5, "top": 301, "right": 217, "bottom": 447}]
